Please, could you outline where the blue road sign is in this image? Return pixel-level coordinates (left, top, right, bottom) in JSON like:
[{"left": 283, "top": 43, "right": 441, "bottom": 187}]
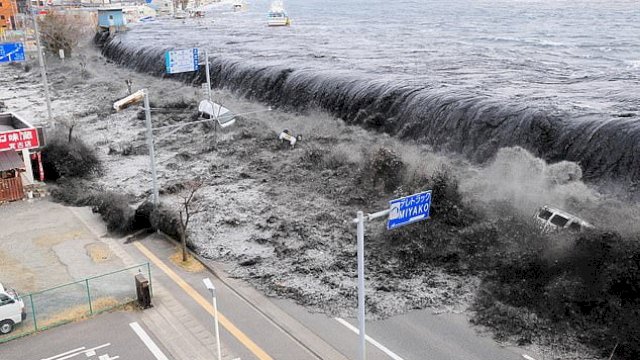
[
  {"left": 165, "top": 48, "right": 199, "bottom": 74},
  {"left": 0, "top": 42, "right": 26, "bottom": 63},
  {"left": 387, "top": 190, "right": 432, "bottom": 230}
]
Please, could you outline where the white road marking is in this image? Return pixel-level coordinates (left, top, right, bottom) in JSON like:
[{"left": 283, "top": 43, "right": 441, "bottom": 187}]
[
  {"left": 335, "top": 317, "right": 405, "bottom": 360},
  {"left": 43, "top": 344, "right": 111, "bottom": 360},
  {"left": 42, "top": 347, "right": 86, "bottom": 360},
  {"left": 522, "top": 355, "right": 537, "bottom": 360},
  {"left": 98, "top": 355, "right": 120, "bottom": 360},
  {"left": 129, "top": 322, "right": 169, "bottom": 360}
]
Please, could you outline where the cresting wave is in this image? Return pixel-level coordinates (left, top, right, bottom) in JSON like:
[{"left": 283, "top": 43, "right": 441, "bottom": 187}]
[{"left": 97, "top": 33, "right": 640, "bottom": 185}]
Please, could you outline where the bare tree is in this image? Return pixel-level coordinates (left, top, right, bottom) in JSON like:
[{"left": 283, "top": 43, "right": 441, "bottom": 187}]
[
  {"left": 37, "top": 11, "right": 94, "bottom": 56},
  {"left": 178, "top": 180, "right": 205, "bottom": 262},
  {"left": 55, "top": 115, "right": 77, "bottom": 143}
]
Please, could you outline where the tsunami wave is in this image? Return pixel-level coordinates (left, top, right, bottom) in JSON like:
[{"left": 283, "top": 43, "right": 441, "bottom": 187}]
[{"left": 97, "top": 33, "right": 640, "bottom": 185}]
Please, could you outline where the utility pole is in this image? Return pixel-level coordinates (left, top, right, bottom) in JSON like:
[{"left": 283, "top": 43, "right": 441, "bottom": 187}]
[
  {"left": 20, "top": 14, "right": 28, "bottom": 56},
  {"left": 113, "top": 89, "right": 159, "bottom": 206},
  {"left": 143, "top": 90, "right": 159, "bottom": 206},
  {"left": 203, "top": 49, "right": 219, "bottom": 138},
  {"left": 30, "top": 5, "right": 53, "bottom": 124},
  {"left": 205, "top": 49, "right": 212, "bottom": 103}
]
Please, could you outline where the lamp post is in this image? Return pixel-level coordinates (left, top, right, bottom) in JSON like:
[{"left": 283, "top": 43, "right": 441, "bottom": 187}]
[
  {"left": 114, "top": 88, "right": 272, "bottom": 207},
  {"left": 113, "top": 89, "right": 159, "bottom": 206},
  {"left": 203, "top": 277, "right": 222, "bottom": 360}
]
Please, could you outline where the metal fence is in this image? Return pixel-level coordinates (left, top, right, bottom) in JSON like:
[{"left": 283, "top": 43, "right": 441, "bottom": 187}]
[{"left": 0, "top": 263, "right": 151, "bottom": 343}]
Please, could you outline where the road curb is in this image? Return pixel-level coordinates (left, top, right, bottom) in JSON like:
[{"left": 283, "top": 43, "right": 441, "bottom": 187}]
[
  {"left": 66, "top": 207, "right": 232, "bottom": 360},
  {"left": 154, "top": 231, "right": 350, "bottom": 360}
]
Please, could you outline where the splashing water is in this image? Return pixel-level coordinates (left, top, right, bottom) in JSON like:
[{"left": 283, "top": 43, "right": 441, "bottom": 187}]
[{"left": 97, "top": 0, "right": 640, "bottom": 184}]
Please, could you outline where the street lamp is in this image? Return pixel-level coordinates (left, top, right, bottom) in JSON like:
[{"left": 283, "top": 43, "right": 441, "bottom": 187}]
[
  {"left": 203, "top": 277, "right": 222, "bottom": 360},
  {"left": 113, "top": 89, "right": 272, "bottom": 206},
  {"left": 113, "top": 89, "right": 160, "bottom": 206}
]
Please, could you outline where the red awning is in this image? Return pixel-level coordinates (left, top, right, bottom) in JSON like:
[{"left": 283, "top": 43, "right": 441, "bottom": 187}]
[{"left": 0, "top": 150, "right": 25, "bottom": 172}]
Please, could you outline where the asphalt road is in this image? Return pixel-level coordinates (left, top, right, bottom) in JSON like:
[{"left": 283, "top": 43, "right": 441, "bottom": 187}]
[
  {"left": 0, "top": 230, "right": 535, "bottom": 360},
  {"left": 0, "top": 311, "right": 171, "bottom": 360},
  {"left": 139, "top": 235, "right": 532, "bottom": 360},
  {"left": 137, "top": 236, "right": 320, "bottom": 360},
  {"left": 272, "top": 298, "right": 529, "bottom": 360}
]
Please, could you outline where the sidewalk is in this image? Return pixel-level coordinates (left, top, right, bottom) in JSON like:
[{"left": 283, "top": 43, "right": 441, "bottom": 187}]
[
  {"left": 71, "top": 205, "right": 351, "bottom": 360},
  {"left": 70, "top": 207, "right": 240, "bottom": 360},
  {"left": 135, "top": 233, "right": 350, "bottom": 360}
]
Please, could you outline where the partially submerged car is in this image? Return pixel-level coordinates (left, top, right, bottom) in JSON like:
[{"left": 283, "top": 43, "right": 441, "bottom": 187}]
[{"left": 535, "top": 205, "right": 594, "bottom": 232}]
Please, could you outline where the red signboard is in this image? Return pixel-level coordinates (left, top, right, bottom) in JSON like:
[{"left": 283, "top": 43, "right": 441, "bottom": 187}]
[{"left": 0, "top": 128, "right": 40, "bottom": 152}]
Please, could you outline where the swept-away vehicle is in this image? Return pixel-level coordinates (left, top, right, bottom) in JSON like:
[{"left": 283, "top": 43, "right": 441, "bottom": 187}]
[
  {"left": 534, "top": 205, "right": 594, "bottom": 232},
  {"left": 0, "top": 283, "right": 26, "bottom": 334}
]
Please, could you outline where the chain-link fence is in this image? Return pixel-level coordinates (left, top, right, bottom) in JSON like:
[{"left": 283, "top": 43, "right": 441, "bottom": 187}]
[{"left": 0, "top": 262, "right": 151, "bottom": 343}]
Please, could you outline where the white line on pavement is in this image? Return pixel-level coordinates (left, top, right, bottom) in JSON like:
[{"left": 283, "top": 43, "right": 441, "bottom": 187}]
[
  {"left": 129, "top": 322, "right": 169, "bottom": 360},
  {"left": 522, "top": 355, "right": 538, "bottom": 360},
  {"left": 44, "top": 344, "right": 111, "bottom": 360},
  {"left": 334, "top": 317, "right": 405, "bottom": 360},
  {"left": 41, "top": 347, "right": 86, "bottom": 360}
]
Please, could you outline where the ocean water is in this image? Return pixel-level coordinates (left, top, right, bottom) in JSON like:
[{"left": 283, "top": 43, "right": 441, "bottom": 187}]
[
  {"left": 132, "top": 0, "right": 639, "bottom": 114},
  {"left": 105, "top": 0, "right": 640, "bottom": 182}
]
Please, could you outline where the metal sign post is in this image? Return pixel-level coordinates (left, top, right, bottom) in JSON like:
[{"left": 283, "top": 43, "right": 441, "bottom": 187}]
[{"left": 352, "top": 190, "right": 432, "bottom": 360}]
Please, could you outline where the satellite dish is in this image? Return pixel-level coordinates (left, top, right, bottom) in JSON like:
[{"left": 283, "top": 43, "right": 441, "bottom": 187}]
[{"left": 198, "top": 100, "right": 236, "bottom": 128}]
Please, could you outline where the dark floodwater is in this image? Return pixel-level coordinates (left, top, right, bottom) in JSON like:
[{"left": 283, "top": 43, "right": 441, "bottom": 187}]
[{"left": 103, "top": 0, "right": 640, "bottom": 182}]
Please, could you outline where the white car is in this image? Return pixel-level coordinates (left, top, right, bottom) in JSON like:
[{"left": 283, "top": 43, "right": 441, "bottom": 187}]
[
  {"left": 0, "top": 283, "right": 26, "bottom": 334},
  {"left": 534, "top": 206, "right": 594, "bottom": 232}
]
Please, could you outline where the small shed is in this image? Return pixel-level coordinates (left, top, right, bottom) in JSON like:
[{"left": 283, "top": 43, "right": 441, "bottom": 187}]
[
  {"left": 98, "top": 8, "right": 126, "bottom": 29},
  {"left": 0, "top": 112, "right": 44, "bottom": 202},
  {"left": 0, "top": 150, "right": 25, "bottom": 202}
]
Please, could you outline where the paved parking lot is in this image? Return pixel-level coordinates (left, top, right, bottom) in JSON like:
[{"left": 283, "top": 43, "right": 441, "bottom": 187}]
[
  {"left": 0, "top": 311, "right": 170, "bottom": 360},
  {"left": 0, "top": 199, "right": 127, "bottom": 293},
  {"left": 0, "top": 199, "right": 141, "bottom": 342}
]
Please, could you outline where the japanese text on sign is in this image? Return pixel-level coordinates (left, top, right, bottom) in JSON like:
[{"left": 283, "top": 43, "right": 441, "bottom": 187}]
[
  {"left": 0, "top": 42, "right": 26, "bottom": 63},
  {"left": 0, "top": 128, "right": 40, "bottom": 151},
  {"left": 387, "top": 190, "right": 432, "bottom": 230},
  {"left": 164, "top": 48, "right": 199, "bottom": 74}
]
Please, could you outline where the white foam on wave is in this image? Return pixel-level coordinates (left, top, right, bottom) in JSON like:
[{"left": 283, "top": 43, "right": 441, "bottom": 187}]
[{"left": 625, "top": 59, "right": 640, "bottom": 69}]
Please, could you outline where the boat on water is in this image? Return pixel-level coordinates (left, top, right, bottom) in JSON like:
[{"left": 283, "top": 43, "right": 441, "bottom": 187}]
[
  {"left": 233, "top": 1, "right": 247, "bottom": 12},
  {"left": 267, "top": 1, "right": 290, "bottom": 26}
]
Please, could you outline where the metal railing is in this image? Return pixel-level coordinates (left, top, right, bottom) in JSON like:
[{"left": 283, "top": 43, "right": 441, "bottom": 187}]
[{"left": 0, "top": 262, "right": 151, "bottom": 343}]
